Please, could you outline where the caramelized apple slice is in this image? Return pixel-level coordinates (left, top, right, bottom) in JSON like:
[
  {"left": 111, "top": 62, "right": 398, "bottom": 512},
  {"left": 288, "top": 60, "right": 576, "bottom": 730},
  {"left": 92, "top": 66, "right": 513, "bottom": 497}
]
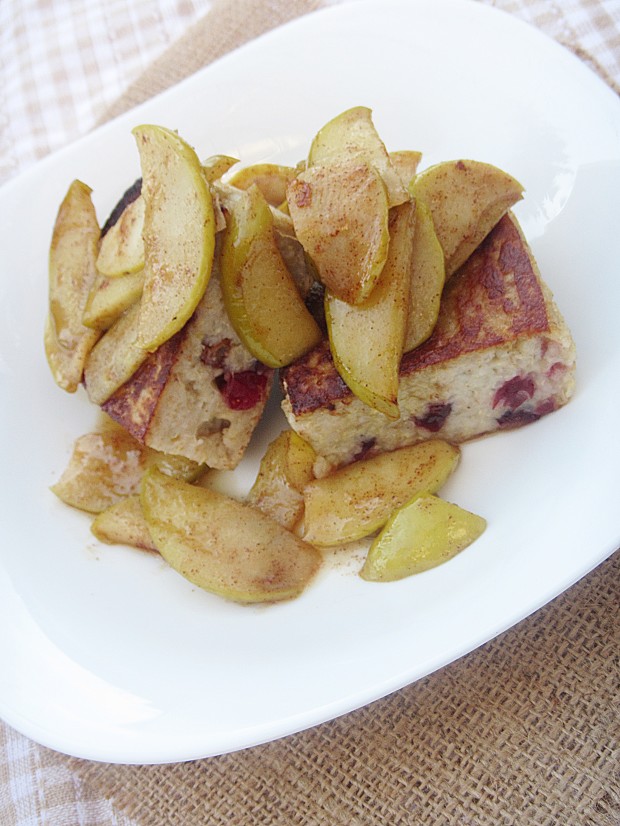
[
  {"left": 83, "top": 301, "right": 148, "bottom": 405},
  {"left": 247, "top": 430, "right": 317, "bottom": 530},
  {"left": 302, "top": 440, "right": 460, "bottom": 547},
  {"left": 133, "top": 124, "right": 216, "bottom": 351},
  {"left": 308, "top": 106, "right": 409, "bottom": 207},
  {"left": 411, "top": 159, "right": 524, "bottom": 276},
  {"left": 360, "top": 493, "right": 486, "bottom": 581},
  {"left": 141, "top": 467, "right": 321, "bottom": 604},
  {"left": 51, "top": 430, "right": 147, "bottom": 514},
  {"left": 228, "top": 162, "right": 297, "bottom": 206},
  {"left": 201, "top": 154, "right": 239, "bottom": 183},
  {"left": 91, "top": 494, "right": 157, "bottom": 552},
  {"left": 51, "top": 429, "right": 204, "bottom": 513},
  {"left": 82, "top": 269, "right": 144, "bottom": 330},
  {"left": 96, "top": 194, "right": 145, "bottom": 277},
  {"left": 389, "top": 150, "right": 423, "bottom": 189},
  {"left": 324, "top": 200, "right": 416, "bottom": 418},
  {"left": 44, "top": 180, "right": 101, "bottom": 392},
  {"left": 404, "top": 198, "right": 445, "bottom": 352},
  {"left": 220, "top": 184, "right": 322, "bottom": 367},
  {"left": 288, "top": 160, "right": 390, "bottom": 304}
]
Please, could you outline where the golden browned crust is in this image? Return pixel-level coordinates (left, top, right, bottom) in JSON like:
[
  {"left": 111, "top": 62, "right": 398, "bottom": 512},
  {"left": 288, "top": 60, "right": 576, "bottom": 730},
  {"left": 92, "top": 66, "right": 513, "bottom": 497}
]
[
  {"left": 401, "top": 213, "right": 550, "bottom": 374},
  {"left": 101, "top": 332, "right": 181, "bottom": 441},
  {"left": 280, "top": 341, "right": 349, "bottom": 416},
  {"left": 282, "top": 214, "right": 552, "bottom": 417},
  {"left": 101, "top": 270, "right": 274, "bottom": 469}
]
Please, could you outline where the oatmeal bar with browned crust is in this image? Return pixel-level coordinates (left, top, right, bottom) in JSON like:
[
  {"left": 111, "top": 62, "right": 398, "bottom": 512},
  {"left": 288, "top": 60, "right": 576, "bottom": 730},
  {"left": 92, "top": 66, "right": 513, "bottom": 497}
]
[
  {"left": 100, "top": 265, "right": 273, "bottom": 470},
  {"left": 281, "top": 213, "right": 576, "bottom": 474}
]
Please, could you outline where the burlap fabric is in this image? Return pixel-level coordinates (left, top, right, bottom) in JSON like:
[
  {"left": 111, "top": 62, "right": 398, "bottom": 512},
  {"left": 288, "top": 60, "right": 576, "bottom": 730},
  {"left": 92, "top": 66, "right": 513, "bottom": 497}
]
[
  {"left": 1, "top": 1, "right": 618, "bottom": 823},
  {"left": 96, "top": 0, "right": 620, "bottom": 123},
  {"left": 2, "top": 552, "right": 617, "bottom": 824}
]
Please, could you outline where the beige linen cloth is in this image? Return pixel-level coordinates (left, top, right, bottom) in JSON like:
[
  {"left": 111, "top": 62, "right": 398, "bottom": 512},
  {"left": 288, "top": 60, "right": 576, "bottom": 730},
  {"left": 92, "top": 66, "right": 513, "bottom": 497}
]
[{"left": 1, "top": 1, "right": 619, "bottom": 824}]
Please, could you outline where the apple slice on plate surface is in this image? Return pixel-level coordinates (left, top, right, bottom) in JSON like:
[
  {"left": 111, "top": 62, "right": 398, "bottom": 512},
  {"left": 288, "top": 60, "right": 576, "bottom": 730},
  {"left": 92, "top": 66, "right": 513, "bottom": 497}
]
[
  {"left": 141, "top": 467, "right": 322, "bottom": 604},
  {"left": 361, "top": 493, "right": 487, "bottom": 582},
  {"left": 302, "top": 440, "right": 461, "bottom": 547},
  {"left": 246, "top": 430, "right": 317, "bottom": 531}
]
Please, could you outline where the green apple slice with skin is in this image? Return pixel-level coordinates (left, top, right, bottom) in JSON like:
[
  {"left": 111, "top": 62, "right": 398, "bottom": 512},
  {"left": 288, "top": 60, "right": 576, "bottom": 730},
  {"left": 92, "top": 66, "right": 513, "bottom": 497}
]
[
  {"left": 201, "top": 154, "right": 239, "bottom": 184},
  {"left": 404, "top": 198, "right": 446, "bottom": 352},
  {"left": 82, "top": 268, "right": 144, "bottom": 331},
  {"left": 83, "top": 301, "right": 149, "bottom": 405},
  {"left": 302, "top": 440, "right": 460, "bottom": 547},
  {"left": 287, "top": 159, "right": 390, "bottom": 304},
  {"left": 94, "top": 152, "right": 227, "bottom": 280},
  {"left": 360, "top": 493, "right": 487, "bottom": 581},
  {"left": 389, "top": 150, "right": 423, "bottom": 189},
  {"left": 228, "top": 162, "right": 297, "bottom": 207},
  {"left": 215, "top": 181, "right": 314, "bottom": 298},
  {"left": 44, "top": 179, "right": 101, "bottom": 392},
  {"left": 52, "top": 426, "right": 205, "bottom": 514},
  {"left": 246, "top": 430, "right": 317, "bottom": 531},
  {"left": 220, "top": 184, "right": 322, "bottom": 368},
  {"left": 91, "top": 494, "right": 158, "bottom": 553},
  {"left": 95, "top": 194, "right": 145, "bottom": 277},
  {"left": 141, "top": 466, "right": 322, "bottom": 604},
  {"left": 133, "top": 124, "right": 216, "bottom": 352},
  {"left": 410, "top": 159, "right": 524, "bottom": 277},
  {"left": 308, "top": 106, "right": 409, "bottom": 208},
  {"left": 325, "top": 199, "right": 416, "bottom": 419}
]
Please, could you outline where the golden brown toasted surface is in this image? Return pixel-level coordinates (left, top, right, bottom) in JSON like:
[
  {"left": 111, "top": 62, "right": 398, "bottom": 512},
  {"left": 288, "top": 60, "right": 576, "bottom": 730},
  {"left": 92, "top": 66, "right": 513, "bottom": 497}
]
[
  {"left": 281, "top": 341, "right": 349, "bottom": 416},
  {"left": 402, "top": 213, "right": 549, "bottom": 374},
  {"left": 282, "top": 214, "right": 551, "bottom": 417},
  {"left": 101, "top": 332, "right": 181, "bottom": 441},
  {"left": 100, "top": 269, "right": 274, "bottom": 468}
]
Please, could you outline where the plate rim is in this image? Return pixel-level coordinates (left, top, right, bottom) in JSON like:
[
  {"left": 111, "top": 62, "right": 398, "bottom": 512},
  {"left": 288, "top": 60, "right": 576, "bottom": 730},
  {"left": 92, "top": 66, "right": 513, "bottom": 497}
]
[{"left": 1, "top": 0, "right": 619, "bottom": 764}]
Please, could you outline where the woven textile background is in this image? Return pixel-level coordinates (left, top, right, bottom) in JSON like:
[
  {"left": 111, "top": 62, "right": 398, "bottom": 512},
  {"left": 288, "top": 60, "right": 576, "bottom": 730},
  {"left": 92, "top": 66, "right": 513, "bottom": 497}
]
[
  {"left": 0, "top": 0, "right": 618, "bottom": 824},
  {"left": 1, "top": 0, "right": 619, "bottom": 187}
]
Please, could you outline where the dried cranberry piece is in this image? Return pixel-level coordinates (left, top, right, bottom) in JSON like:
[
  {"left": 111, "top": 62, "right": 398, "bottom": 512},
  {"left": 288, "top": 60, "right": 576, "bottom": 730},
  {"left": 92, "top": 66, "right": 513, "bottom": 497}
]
[
  {"left": 414, "top": 402, "right": 452, "bottom": 432},
  {"left": 546, "top": 362, "right": 567, "bottom": 379},
  {"left": 496, "top": 408, "right": 541, "bottom": 428},
  {"left": 216, "top": 370, "right": 268, "bottom": 411},
  {"left": 493, "top": 375, "right": 535, "bottom": 410},
  {"left": 535, "top": 398, "right": 557, "bottom": 417},
  {"left": 352, "top": 438, "right": 377, "bottom": 463}
]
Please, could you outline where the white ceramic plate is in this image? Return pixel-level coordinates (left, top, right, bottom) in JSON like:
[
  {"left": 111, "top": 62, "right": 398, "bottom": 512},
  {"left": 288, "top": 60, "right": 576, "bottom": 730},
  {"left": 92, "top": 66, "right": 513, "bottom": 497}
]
[{"left": 1, "top": 0, "right": 619, "bottom": 764}]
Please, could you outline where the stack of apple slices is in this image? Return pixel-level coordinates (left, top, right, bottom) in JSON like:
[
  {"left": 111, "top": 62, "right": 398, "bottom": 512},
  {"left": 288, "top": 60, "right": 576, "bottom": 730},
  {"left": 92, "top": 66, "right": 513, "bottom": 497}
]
[
  {"left": 52, "top": 421, "right": 485, "bottom": 599},
  {"left": 45, "top": 125, "right": 325, "bottom": 603},
  {"left": 46, "top": 126, "right": 217, "bottom": 403},
  {"left": 286, "top": 106, "right": 524, "bottom": 419},
  {"left": 44, "top": 107, "right": 526, "bottom": 604}
]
